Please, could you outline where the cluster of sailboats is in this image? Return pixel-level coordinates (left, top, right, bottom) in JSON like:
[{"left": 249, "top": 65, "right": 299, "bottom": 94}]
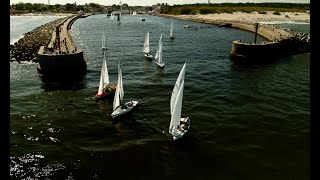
[
  {"left": 143, "top": 21, "right": 175, "bottom": 68},
  {"left": 94, "top": 21, "right": 189, "bottom": 141}
]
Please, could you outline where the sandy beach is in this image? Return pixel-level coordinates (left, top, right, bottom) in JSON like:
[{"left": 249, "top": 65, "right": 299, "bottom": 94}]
[
  {"left": 160, "top": 11, "right": 310, "bottom": 41},
  {"left": 182, "top": 11, "right": 310, "bottom": 24}
]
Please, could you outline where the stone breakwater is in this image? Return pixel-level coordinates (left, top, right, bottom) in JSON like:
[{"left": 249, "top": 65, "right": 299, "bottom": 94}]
[{"left": 10, "top": 16, "right": 70, "bottom": 63}]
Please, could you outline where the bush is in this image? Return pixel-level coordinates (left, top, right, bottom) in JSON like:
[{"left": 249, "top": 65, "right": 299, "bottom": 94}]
[
  {"left": 259, "top": 11, "right": 267, "bottom": 14},
  {"left": 198, "top": 7, "right": 211, "bottom": 14},
  {"left": 179, "top": 6, "right": 193, "bottom": 15},
  {"left": 241, "top": 9, "right": 251, "bottom": 13},
  {"left": 273, "top": 11, "right": 281, "bottom": 15}
]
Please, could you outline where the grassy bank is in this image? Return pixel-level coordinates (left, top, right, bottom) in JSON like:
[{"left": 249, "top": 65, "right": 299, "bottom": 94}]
[{"left": 161, "top": 3, "right": 310, "bottom": 15}]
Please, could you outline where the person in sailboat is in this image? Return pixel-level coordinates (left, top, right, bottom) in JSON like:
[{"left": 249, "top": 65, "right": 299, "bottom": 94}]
[
  {"left": 180, "top": 120, "right": 189, "bottom": 130},
  {"left": 114, "top": 101, "right": 133, "bottom": 113},
  {"left": 104, "top": 84, "right": 116, "bottom": 93}
]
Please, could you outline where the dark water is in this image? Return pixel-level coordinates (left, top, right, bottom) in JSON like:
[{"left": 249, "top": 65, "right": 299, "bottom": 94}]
[{"left": 10, "top": 14, "right": 310, "bottom": 179}]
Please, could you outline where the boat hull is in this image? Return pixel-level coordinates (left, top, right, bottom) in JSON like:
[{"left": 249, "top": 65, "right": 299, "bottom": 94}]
[
  {"left": 111, "top": 100, "right": 138, "bottom": 119},
  {"left": 172, "top": 117, "right": 191, "bottom": 140},
  {"left": 95, "top": 84, "right": 117, "bottom": 100},
  {"left": 144, "top": 54, "right": 153, "bottom": 59},
  {"left": 156, "top": 62, "right": 165, "bottom": 68}
]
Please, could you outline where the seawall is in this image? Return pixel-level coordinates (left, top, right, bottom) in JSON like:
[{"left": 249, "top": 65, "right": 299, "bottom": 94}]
[
  {"left": 10, "top": 16, "right": 71, "bottom": 62},
  {"left": 37, "top": 15, "right": 87, "bottom": 76}
]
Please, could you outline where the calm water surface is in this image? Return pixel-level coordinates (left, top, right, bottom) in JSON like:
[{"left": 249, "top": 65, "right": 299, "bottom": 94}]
[{"left": 10, "top": 14, "right": 310, "bottom": 179}]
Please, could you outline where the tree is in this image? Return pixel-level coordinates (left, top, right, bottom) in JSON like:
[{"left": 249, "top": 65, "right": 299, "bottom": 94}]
[
  {"left": 112, "top": 4, "right": 117, "bottom": 10},
  {"left": 65, "top": 3, "right": 75, "bottom": 11},
  {"left": 122, "top": 3, "right": 129, "bottom": 10}
]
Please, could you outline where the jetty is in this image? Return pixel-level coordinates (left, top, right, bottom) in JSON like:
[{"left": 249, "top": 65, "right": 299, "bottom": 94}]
[
  {"left": 37, "top": 15, "right": 87, "bottom": 76},
  {"left": 158, "top": 14, "right": 310, "bottom": 63},
  {"left": 10, "top": 17, "right": 70, "bottom": 63}
]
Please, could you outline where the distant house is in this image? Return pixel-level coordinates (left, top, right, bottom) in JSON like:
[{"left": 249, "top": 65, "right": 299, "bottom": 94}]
[{"left": 78, "top": 9, "right": 84, "bottom": 16}]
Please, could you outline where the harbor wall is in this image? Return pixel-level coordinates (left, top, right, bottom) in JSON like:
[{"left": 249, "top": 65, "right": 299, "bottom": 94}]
[
  {"left": 37, "top": 15, "right": 87, "bottom": 76},
  {"left": 230, "top": 32, "right": 310, "bottom": 63},
  {"left": 37, "top": 47, "right": 86, "bottom": 75}
]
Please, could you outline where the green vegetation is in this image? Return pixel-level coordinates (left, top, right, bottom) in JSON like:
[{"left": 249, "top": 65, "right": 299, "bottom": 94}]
[
  {"left": 161, "top": 3, "right": 309, "bottom": 15},
  {"left": 10, "top": 2, "right": 309, "bottom": 16},
  {"left": 10, "top": 2, "right": 130, "bottom": 14}
]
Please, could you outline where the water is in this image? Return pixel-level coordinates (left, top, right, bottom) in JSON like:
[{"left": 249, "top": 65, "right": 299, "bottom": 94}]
[
  {"left": 10, "top": 14, "right": 310, "bottom": 179},
  {"left": 10, "top": 15, "right": 66, "bottom": 45}
]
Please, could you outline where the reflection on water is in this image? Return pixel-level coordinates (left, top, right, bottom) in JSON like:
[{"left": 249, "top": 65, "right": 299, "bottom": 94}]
[{"left": 39, "top": 73, "right": 87, "bottom": 91}]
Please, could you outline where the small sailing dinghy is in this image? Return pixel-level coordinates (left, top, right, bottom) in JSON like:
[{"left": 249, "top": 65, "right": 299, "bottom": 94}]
[
  {"left": 169, "top": 21, "right": 174, "bottom": 40},
  {"left": 155, "top": 33, "right": 165, "bottom": 68},
  {"left": 95, "top": 50, "right": 117, "bottom": 100},
  {"left": 143, "top": 32, "right": 153, "bottom": 59},
  {"left": 111, "top": 62, "right": 138, "bottom": 119},
  {"left": 101, "top": 34, "right": 107, "bottom": 51},
  {"left": 169, "top": 63, "right": 190, "bottom": 140}
]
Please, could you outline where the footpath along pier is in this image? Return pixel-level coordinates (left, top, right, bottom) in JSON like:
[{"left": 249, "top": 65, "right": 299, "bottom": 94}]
[{"left": 37, "top": 14, "right": 88, "bottom": 76}]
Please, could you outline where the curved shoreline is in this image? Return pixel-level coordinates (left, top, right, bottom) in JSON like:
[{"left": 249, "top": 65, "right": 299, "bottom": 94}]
[{"left": 158, "top": 12, "right": 309, "bottom": 41}]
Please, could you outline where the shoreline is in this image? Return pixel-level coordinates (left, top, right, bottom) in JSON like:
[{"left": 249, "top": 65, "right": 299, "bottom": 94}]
[
  {"left": 158, "top": 11, "right": 309, "bottom": 41},
  {"left": 10, "top": 12, "right": 75, "bottom": 17}
]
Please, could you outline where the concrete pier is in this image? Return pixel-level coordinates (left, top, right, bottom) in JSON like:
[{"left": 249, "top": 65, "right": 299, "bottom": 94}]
[{"left": 37, "top": 15, "right": 87, "bottom": 76}]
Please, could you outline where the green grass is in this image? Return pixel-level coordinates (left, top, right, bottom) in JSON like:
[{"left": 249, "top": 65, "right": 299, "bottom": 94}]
[{"left": 161, "top": 3, "right": 309, "bottom": 15}]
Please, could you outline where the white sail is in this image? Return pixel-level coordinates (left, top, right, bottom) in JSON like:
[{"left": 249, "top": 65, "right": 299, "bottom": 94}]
[
  {"left": 97, "top": 50, "right": 110, "bottom": 95},
  {"left": 102, "top": 34, "right": 107, "bottom": 50},
  {"left": 156, "top": 46, "right": 163, "bottom": 65},
  {"left": 103, "top": 50, "right": 110, "bottom": 86},
  {"left": 155, "top": 33, "right": 164, "bottom": 66},
  {"left": 158, "top": 33, "right": 163, "bottom": 49},
  {"left": 169, "top": 81, "right": 185, "bottom": 133},
  {"left": 170, "top": 21, "right": 174, "bottom": 38},
  {"left": 170, "top": 63, "right": 186, "bottom": 114},
  {"left": 97, "top": 61, "right": 105, "bottom": 95},
  {"left": 110, "top": 12, "right": 114, "bottom": 20},
  {"left": 113, "top": 62, "right": 124, "bottom": 110},
  {"left": 143, "top": 32, "right": 150, "bottom": 54}
]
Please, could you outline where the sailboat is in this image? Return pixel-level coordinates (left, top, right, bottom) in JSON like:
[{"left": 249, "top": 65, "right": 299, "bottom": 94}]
[
  {"left": 169, "top": 63, "right": 190, "bottom": 140},
  {"left": 111, "top": 62, "right": 138, "bottom": 119},
  {"left": 95, "top": 50, "right": 117, "bottom": 100},
  {"left": 155, "top": 33, "right": 165, "bottom": 68},
  {"left": 169, "top": 21, "right": 174, "bottom": 40},
  {"left": 101, "top": 34, "right": 107, "bottom": 51},
  {"left": 143, "top": 32, "right": 153, "bottom": 59}
]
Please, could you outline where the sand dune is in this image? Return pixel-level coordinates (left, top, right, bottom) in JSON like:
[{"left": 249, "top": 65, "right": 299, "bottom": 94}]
[{"left": 181, "top": 11, "right": 310, "bottom": 24}]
